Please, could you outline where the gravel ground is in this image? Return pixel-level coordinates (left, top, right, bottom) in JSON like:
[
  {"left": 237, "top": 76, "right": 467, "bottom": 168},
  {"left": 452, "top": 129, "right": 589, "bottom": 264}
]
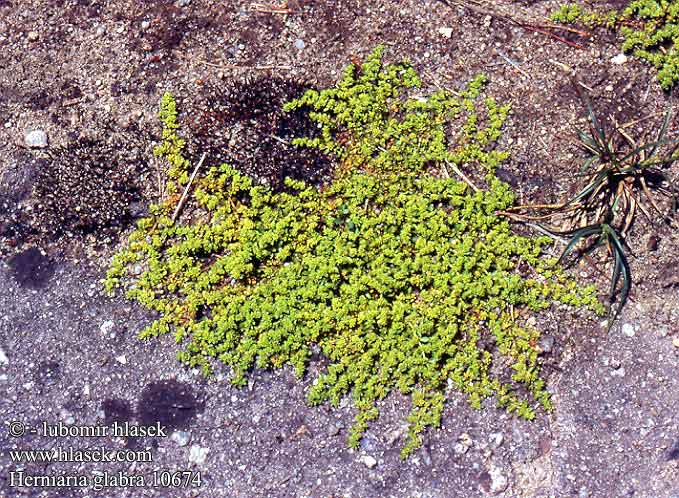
[{"left": 1, "top": 1, "right": 679, "bottom": 497}]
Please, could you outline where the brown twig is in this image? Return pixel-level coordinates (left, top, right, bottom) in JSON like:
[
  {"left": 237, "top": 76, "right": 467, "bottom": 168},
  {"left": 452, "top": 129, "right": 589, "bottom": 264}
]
[
  {"left": 435, "top": 0, "right": 590, "bottom": 49},
  {"left": 443, "top": 160, "right": 479, "bottom": 192},
  {"left": 249, "top": 2, "right": 292, "bottom": 14},
  {"left": 199, "top": 59, "right": 293, "bottom": 71}
]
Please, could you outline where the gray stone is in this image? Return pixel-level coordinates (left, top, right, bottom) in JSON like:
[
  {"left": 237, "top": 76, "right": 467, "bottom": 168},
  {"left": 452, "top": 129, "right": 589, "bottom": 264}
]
[
  {"left": 489, "top": 465, "right": 508, "bottom": 493},
  {"left": 538, "top": 334, "right": 555, "bottom": 353},
  {"left": 489, "top": 432, "right": 504, "bottom": 448},
  {"left": 171, "top": 430, "right": 191, "bottom": 447},
  {"left": 454, "top": 433, "right": 472, "bottom": 454},
  {"left": 25, "top": 129, "right": 48, "bottom": 148},
  {"left": 360, "top": 435, "right": 377, "bottom": 453}
]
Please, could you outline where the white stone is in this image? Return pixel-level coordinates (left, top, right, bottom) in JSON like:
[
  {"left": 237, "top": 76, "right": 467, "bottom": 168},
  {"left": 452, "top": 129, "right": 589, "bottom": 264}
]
[
  {"left": 115, "top": 355, "right": 127, "bottom": 365},
  {"left": 294, "top": 39, "right": 305, "bottom": 50},
  {"left": 489, "top": 432, "right": 504, "bottom": 447},
  {"left": 611, "top": 53, "right": 628, "bottom": 64},
  {"left": 141, "top": 20, "right": 150, "bottom": 29},
  {"left": 25, "top": 129, "right": 48, "bottom": 148},
  {"left": 189, "top": 445, "right": 209, "bottom": 465},
  {"left": 359, "top": 455, "right": 377, "bottom": 468},
  {"left": 0, "top": 349, "right": 8, "bottom": 365},
  {"left": 438, "top": 27, "right": 453, "bottom": 38},
  {"left": 622, "top": 323, "right": 635, "bottom": 337},
  {"left": 489, "top": 465, "right": 508, "bottom": 492},
  {"left": 100, "top": 320, "right": 114, "bottom": 335}
]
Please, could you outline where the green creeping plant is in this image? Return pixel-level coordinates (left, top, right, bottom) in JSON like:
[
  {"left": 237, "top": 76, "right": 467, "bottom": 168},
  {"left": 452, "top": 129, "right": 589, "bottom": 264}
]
[
  {"left": 552, "top": 0, "right": 679, "bottom": 89},
  {"left": 105, "top": 46, "right": 603, "bottom": 458}
]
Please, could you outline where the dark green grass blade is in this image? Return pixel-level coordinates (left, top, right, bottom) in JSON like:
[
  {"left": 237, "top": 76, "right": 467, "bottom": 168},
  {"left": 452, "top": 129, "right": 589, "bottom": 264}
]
[
  {"left": 619, "top": 138, "right": 679, "bottom": 165},
  {"left": 648, "top": 107, "right": 673, "bottom": 158},
  {"left": 609, "top": 241, "right": 622, "bottom": 304},
  {"left": 606, "top": 228, "right": 631, "bottom": 323},
  {"left": 576, "top": 128, "right": 604, "bottom": 155},
  {"left": 579, "top": 155, "right": 598, "bottom": 174},
  {"left": 563, "top": 171, "right": 609, "bottom": 208},
  {"left": 557, "top": 225, "right": 604, "bottom": 266}
]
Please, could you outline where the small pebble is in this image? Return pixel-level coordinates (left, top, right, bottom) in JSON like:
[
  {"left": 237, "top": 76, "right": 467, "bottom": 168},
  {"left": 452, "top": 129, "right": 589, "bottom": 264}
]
[
  {"left": 141, "top": 20, "right": 150, "bottom": 29},
  {"left": 672, "top": 338, "right": 679, "bottom": 348},
  {"left": 115, "top": 355, "right": 127, "bottom": 365},
  {"left": 171, "top": 431, "right": 191, "bottom": 447},
  {"left": 294, "top": 39, "right": 305, "bottom": 50},
  {"left": 538, "top": 335, "right": 554, "bottom": 353},
  {"left": 622, "top": 323, "right": 635, "bottom": 337},
  {"left": 27, "top": 31, "right": 39, "bottom": 42},
  {"left": 438, "top": 27, "right": 453, "bottom": 38},
  {"left": 360, "top": 455, "right": 377, "bottom": 468},
  {"left": 100, "top": 320, "right": 114, "bottom": 335},
  {"left": 25, "top": 129, "right": 48, "bottom": 148},
  {"left": 611, "top": 53, "right": 628, "bottom": 64},
  {"left": 611, "top": 367, "right": 626, "bottom": 378},
  {"left": 489, "top": 465, "right": 508, "bottom": 492},
  {"left": 489, "top": 432, "right": 504, "bottom": 448},
  {"left": 188, "top": 445, "right": 209, "bottom": 465},
  {"left": 327, "top": 423, "right": 342, "bottom": 437},
  {"left": 0, "top": 349, "right": 8, "bottom": 366},
  {"left": 177, "top": 0, "right": 191, "bottom": 6},
  {"left": 454, "top": 432, "right": 472, "bottom": 454}
]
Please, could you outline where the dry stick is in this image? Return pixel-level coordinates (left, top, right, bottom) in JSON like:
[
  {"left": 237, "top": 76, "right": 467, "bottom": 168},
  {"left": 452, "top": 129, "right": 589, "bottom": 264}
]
[
  {"left": 249, "top": 2, "right": 292, "bottom": 14},
  {"left": 496, "top": 49, "right": 531, "bottom": 79},
  {"left": 443, "top": 160, "right": 479, "bottom": 192},
  {"left": 620, "top": 111, "right": 665, "bottom": 130},
  {"left": 172, "top": 153, "right": 207, "bottom": 224},
  {"left": 199, "top": 59, "right": 293, "bottom": 71},
  {"left": 435, "top": 0, "right": 589, "bottom": 49}
]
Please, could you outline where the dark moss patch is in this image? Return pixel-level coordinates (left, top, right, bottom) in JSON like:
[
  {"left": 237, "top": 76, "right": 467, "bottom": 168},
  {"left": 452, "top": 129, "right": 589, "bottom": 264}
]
[
  {"left": 101, "top": 398, "right": 134, "bottom": 424},
  {"left": 137, "top": 380, "right": 202, "bottom": 431},
  {"left": 31, "top": 131, "right": 149, "bottom": 238},
  {"left": 186, "top": 77, "right": 332, "bottom": 189},
  {"left": 7, "top": 247, "right": 55, "bottom": 289}
]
